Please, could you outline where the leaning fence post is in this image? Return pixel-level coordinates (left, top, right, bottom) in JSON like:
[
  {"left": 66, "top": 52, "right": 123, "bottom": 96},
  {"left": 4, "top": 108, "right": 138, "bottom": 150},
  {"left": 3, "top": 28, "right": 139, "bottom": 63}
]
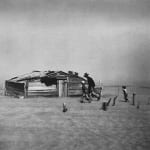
[
  {"left": 107, "top": 98, "right": 112, "bottom": 106},
  {"left": 112, "top": 96, "right": 117, "bottom": 106},
  {"left": 132, "top": 93, "right": 136, "bottom": 105}
]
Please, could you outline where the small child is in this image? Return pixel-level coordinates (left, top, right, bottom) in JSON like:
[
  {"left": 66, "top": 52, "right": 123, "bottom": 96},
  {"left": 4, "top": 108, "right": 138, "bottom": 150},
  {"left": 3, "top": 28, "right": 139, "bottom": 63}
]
[
  {"left": 81, "top": 81, "right": 91, "bottom": 103},
  {"left": 122, "top": 86, "right": 128, "bottom": 102}
]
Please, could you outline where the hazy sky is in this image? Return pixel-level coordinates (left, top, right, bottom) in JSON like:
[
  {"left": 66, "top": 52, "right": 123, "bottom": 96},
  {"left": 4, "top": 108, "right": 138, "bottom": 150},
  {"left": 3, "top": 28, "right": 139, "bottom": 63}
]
[{"left": 0, "top": 0, "right": 150, "bottom": 84}]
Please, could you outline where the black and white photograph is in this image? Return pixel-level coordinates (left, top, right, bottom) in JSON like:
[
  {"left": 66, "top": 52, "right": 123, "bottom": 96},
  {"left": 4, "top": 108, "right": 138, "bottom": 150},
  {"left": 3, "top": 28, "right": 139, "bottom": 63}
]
[{"left": 0, "top": 0, "right": 150, "bottom": 149}]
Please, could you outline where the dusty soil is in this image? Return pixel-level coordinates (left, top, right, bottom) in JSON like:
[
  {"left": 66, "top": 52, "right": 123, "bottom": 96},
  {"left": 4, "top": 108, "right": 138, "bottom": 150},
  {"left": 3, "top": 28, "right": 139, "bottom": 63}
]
[{"left": 0, "top": 87, "right": 149, "bottom": 150}]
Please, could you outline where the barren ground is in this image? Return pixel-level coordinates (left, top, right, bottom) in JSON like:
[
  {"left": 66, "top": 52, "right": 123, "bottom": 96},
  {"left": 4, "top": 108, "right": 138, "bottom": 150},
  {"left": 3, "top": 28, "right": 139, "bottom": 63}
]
[{"left": 0, "top": 87, "right": 149, "bottom": 150}]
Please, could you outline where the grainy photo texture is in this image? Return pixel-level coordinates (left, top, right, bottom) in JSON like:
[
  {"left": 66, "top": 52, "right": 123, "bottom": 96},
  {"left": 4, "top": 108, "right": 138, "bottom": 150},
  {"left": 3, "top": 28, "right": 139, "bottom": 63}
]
[{"left": 0, "top": 0, "right": 150, "bottom": 150}]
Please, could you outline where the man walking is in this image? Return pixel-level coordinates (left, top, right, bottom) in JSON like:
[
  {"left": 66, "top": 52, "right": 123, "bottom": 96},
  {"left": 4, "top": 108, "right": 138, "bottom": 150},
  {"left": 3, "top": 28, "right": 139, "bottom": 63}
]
[{"left": 84, "top": 73, "right": 100, "bottom": 101}]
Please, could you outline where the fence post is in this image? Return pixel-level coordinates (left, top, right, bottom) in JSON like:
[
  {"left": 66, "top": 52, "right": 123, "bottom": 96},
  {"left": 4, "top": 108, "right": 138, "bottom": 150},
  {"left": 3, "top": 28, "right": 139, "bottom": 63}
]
[
  {"left": 107, "top": 98, "right": 112, "bottom": 106},
  {"left": 112, "top": 96, "right": 117, "bottom": 106},
  {"left": 102, "top": 102, "right": 107, "bottom": 111},
  {"left": 136, "top": 101, "right": 140, "bottom": 109},
  {"left": 132, "top": 93, "right": 136, "bottom": 105}
]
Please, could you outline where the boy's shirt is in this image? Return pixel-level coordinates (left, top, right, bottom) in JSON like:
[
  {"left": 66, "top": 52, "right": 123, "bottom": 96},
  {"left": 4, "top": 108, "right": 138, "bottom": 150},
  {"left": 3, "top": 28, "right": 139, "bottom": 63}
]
[{"left": 81, "top": 84, "right": 88, "bottom": 93}]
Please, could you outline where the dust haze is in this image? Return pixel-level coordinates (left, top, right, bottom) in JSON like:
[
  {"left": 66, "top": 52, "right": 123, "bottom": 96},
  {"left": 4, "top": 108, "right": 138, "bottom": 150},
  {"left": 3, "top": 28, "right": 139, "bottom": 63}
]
[{"left": 0, "top": 0, "right": 150, "bottom": 85}]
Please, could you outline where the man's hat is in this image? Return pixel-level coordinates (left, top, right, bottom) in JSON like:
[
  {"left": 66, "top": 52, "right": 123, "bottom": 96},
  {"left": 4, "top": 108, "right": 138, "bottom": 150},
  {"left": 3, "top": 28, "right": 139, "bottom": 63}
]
[{"left": 84, "top": 73, "right": 89, "bottom": 77}]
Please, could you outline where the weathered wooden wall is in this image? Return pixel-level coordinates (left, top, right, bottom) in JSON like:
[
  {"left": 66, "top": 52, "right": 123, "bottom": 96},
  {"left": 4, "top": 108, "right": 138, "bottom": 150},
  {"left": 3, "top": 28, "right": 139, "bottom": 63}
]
[
  {"left": 67, "top": 76, "right": 83, "bottom": 96},
  {"left": 5, "top": 80, "right": 25, "bottom": 97},
  {"left": 67, "top": 82, "right": 82, "bottom": 96},
  {"left": 5, "top": 75, "right": 87, "bottom": 98},
  {"left": 27, "top": 80, "right": 58, "bottom": 97}
]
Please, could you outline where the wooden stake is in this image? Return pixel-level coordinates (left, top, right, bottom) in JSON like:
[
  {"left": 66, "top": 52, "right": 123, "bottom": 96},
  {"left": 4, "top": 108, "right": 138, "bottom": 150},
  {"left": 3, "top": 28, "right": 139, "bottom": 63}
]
[
  {"left": 102, "top": 102, "right": 107, "bottom": 111},
  {"left": 132, "top": 93, "right": 136, "bottom": 105},
  {"left": 136, "top": 101, "right": 140, "bottom": 109},
  {"left": 112, "top": 96, "right": 117, "bottom": 106},
  {"left": 107, "top": 98, "right": 112, "bottom": 106}
]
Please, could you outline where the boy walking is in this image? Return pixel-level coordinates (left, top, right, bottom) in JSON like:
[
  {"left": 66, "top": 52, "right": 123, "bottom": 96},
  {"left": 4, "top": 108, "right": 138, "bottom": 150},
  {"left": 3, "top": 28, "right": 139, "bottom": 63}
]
[
  {"left": 81, "top": 80, "right": 91, "bottom": 103},
  {"left": 122, "top": 86, "right": 128, "bottom": 102}
]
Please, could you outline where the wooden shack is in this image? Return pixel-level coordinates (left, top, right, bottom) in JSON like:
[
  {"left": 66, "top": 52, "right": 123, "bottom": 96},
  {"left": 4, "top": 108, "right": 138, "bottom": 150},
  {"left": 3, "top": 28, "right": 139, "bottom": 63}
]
[{"left": 5, "top": 70, "right": 86, "bottom": 98}]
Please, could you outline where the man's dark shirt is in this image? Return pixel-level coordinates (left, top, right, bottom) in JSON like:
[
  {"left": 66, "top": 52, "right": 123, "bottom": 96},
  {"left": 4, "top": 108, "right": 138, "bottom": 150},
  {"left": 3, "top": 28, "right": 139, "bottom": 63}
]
[{"left": 86, "top": 76, "right": 95, "bottom": 87}]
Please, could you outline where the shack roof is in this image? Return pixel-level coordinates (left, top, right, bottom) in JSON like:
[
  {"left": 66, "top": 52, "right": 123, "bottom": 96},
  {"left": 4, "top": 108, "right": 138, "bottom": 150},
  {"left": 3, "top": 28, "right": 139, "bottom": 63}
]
[{"left": 9, "top": 70, "right": 85, "bottom": 82}]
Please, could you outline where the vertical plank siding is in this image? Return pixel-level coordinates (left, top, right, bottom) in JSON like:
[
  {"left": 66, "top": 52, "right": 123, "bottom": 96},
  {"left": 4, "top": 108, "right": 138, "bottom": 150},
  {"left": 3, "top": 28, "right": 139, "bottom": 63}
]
[
  {"left": 27, "top": 80, "right": 58, "bottom": 97},
  {"left": 5, "top": 80, "right": 25, "bottom": 97},
  {"left": 67, "top": 76, "right": 83, "bottom": 96}
]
